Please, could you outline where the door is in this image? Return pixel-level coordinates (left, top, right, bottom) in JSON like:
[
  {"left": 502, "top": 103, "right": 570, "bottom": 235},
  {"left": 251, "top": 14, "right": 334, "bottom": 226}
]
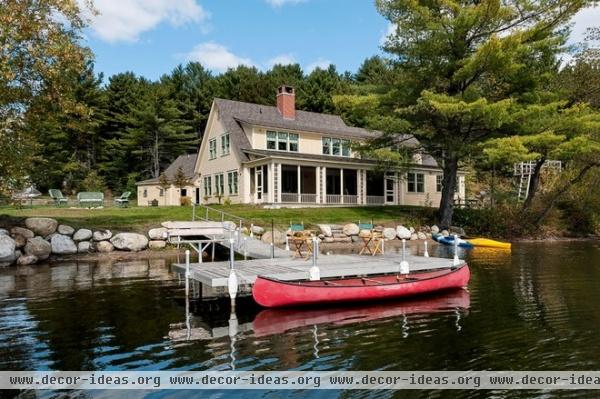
[
  {"left": 385, "top": 174, "right": 396, "bottom": 204},
  {"left": 195, "top": 188, "right": 200, "bottom": 204},
  {"left": 256, "top": 167, "right": 263, "bottom": 201}
]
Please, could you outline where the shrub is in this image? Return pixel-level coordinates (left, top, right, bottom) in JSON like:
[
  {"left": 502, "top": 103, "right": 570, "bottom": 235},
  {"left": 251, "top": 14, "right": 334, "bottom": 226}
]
[
  {"left": 80, "top": 171, "right": 107, "bottom": 192},
  {"left": 180, "top": 196, "right": 191, "bottom": 206},
  {"left": 223, "top": 197, "right": 232, "bottom": 206}
]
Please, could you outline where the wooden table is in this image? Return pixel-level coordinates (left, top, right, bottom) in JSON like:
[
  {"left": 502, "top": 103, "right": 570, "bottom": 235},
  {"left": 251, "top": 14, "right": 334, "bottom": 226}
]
[
  {"left": 359, "top": 232, "right": 384, "bottom": 256},
  {"left": 291, "top": 231, "right": 314, "bottom": 260}
]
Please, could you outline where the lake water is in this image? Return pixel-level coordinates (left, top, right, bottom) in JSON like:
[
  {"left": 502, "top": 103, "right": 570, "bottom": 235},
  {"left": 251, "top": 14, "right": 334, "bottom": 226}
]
[{"left": 1, "top": 241, "right": 599, "bottom": 398}]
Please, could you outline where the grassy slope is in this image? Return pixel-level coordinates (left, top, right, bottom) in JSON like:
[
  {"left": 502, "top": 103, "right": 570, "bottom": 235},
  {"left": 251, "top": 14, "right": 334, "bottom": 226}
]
[{"left": 0, "top": 204, "right": 435, "bottom": 233}]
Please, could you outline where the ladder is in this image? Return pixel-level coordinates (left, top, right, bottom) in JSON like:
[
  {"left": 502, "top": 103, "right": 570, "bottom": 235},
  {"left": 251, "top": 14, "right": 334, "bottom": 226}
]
[{"left": 514, "top": 160, "right": 562, "bottom": 202}]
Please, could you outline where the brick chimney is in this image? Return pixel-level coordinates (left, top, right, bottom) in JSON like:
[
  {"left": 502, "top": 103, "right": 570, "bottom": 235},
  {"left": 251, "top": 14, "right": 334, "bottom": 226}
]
[{"left": 276, "top": 85, "right": 295, "bottom": 119}]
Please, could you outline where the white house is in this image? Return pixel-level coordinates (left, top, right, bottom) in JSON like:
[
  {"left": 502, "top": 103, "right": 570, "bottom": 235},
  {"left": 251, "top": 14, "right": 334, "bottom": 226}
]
[{"left": 138, "top": 86, "right": 466, "bottom": 207}]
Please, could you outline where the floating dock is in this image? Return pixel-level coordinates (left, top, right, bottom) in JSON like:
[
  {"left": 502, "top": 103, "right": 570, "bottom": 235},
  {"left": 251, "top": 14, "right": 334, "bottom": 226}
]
[{"left": 172, "top": 252, "right": 464, "bottom": 294}]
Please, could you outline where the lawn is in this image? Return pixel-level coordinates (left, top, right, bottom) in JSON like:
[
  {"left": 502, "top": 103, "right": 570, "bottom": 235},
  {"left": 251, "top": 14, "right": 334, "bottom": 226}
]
[{"left": 0, "top": 203, "right": 437, "bottom": 233}]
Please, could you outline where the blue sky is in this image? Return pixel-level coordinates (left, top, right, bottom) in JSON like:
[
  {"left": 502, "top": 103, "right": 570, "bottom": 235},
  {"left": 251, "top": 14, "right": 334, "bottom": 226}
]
[{"left": 81, "top": 0, "right": 599, "bottom": 80}]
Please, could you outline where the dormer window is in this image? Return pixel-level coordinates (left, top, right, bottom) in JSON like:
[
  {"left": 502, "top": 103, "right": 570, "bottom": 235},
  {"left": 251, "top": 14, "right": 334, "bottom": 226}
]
[{"left": 266, "top": 130, "right": 298, "bottom": 152}]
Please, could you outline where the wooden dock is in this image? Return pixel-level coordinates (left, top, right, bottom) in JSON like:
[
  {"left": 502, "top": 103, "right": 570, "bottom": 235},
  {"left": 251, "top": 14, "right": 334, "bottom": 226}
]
[{"left": 172, "top": 253, "right": 464, "bottom": 288}]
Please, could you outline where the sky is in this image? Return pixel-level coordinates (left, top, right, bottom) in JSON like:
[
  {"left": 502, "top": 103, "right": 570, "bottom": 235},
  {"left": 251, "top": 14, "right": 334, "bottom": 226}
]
[{"left": 79, "top": 0, "right": 600, "bottom": 81}]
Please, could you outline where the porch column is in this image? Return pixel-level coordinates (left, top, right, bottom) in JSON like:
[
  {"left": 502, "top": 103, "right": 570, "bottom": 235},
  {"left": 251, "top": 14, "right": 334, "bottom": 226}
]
[
  {"left": 340, "top": 168, "right": 344, "bottom": 204},
  {"left": 297, "top": 165, "right": 301, "bottom": 203},
  {"left": 322, "top": 166, "right": 327, "bottom": 203},
  {"left": 241, "top": 167, "right": 251, "bottom": 204},
  {"left": 253, "top": 167, "right": 258, "bottom": 203},
  {"left": 315, "top": 166, "right": 321, "bottom": 203},
  {"left": 362, "top": 169, "right": 367, "bottom": 205},
  {"left": 268, "top": 162, "right": 274, "bottom": 203},
  {"left": 277, "top": 163, "right": 282, "bottom": 203}
]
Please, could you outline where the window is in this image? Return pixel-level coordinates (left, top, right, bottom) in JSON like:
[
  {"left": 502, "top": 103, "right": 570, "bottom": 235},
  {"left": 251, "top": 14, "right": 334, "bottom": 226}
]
[
  {"left": 159, "top": 189, "right": 164, "bottom": 197},
  {"left": 215, "top": 174, "right": 224, "bottom": 195},
  {"left": 220, "top": 134, "right": 230, "bottom": 156},
  {"left": 322, "top": 137, "right": 350, "bottom": 157},
  {"left": 181, "top": 188, "right": 187, "bottom": 197},
  {"left": 203, "top": 176, "right": 212, "bottom": 196},
  {"left": 407, "top": 172, "right": 425, "bottom": 193},
  {"left": 227, "top": 170, "right": 238, "bottom": 195},
  {"left": 209, "top": 138, "right": 217, "bottom": 160},
  {"left": 436, "top": 175, "right": 443, "bottom": 192},
  {"left": 266, "top": 130, "right": 298, "bottom": 152},
  {"left": 143, "top": 189, "right": 147, "bottom": 198},
  {"left": 322, "top": 137, "right": 331, "bottom": 155},
  {"left": 342, "top": 140, "right": 351, "bottom": 156},
  {"left": 267, "top": 131, "right": 277, "bottom": 150}
]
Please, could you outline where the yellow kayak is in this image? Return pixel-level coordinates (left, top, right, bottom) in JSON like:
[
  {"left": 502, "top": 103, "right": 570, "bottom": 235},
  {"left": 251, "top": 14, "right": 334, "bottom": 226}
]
[{"left": 468, "top": 238, "right": 512, "bottom": 249}]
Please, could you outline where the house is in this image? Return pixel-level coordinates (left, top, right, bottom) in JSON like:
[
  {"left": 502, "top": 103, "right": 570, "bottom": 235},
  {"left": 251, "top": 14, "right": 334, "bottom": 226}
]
[
  {"left": 138, "top": 85, "right": 466, "bottom": 207},
  {"left": 136, "top": 153, "right": 200, "bottom": 206}
]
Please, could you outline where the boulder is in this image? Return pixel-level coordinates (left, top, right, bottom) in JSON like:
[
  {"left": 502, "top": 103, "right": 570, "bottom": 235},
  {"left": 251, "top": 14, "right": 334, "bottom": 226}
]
[
  {"left": 77, "top": 241, "right": 92, "bottom": 253},
  {"left": 25, "top": 237, "right": 52, "bottom": 260},
  {"left": 13, "top": 234, "right": 27, "bottom": 248},
  {"left": 51, "top": 234, "right": 77, "bottom": 255},
  {"left": 441, "top": 229, "right": 450, "bottom": 237},
  {"left": 93, "top": 229, "right": 112, "bottom": 241},
  {"left": 431, "top": 225, "right": 440, "bottom": 234},
  {"left": 323, "top": 237, "right": 335, "bottom": 243},
  {"left": 333, "top": 237, "right": 352, "bottom": 243},
  {"left": 149, "top": 240, "right": 167, "bottom": 249},
  {"left": 449, "top": 226, "right": 466, "bottom": 237},
  {"left": 350, "top": 235, "right": 361, "bottom": 243},
  {"left": 333, "top": 233, "right": 348, "bottom": 239},
  {"left": 17, "top": 254, "right": 38, "bottom": 266},
  {"left": 409, "top": 226, "right": 415, "bottom": 233},
  {"left": 148, "top": 227, "right": 167, "bottom": 240},
  {"left": 57, "top": 225, "right": 75, "bottom": 236},
  {"left": 410, "top": 233, "right": 419, "bottom": 240},
  {"left": 0, "top": 235, "right": 17, "bottom": 265},
  {"left": 95, "top": 241, "right": 114, "bottom": 253},
  {"left": 383, "top": 228, "right": 397, "bottom": 241},
  {"left": 10, "top": 226, "right": 34, "bottom": 239},
  {"left": 342, "top": 223, "right": 360, "bottom": 236},
  {"left": 73, "top": 229, "right": 93, "bottom": 241},
  {"left": 318, "top": 224, "right": 332, "bottom": 237},
  {"left": 25, "top": 218, "right": 58, "bottom": 237},
  {"left": 0, "top": 228, "right": 8, "bottom": 236},
  {"left": 417, "top": 231, "right": 427, "bottom": 240},
  {"left": 251, "top": 225, "right": 265, "bottom": 236},
  {"left": 261, "top": 230, "right": 286, "bottom": 245},
  {"left": 110, "top": 233, "right": 148, "bottom": 252},
  {"left": 396, "top": 225, "right": 412, "bottom": 240}
]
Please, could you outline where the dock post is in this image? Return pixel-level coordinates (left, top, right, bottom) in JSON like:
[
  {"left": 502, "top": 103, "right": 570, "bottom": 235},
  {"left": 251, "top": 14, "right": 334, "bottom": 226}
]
[
  {"left": 453, "top": 234, "right": 460, "bottom": 266},
  {"left": 381, "top": 238, "right": 385, "bottom": 255},
  {"left": 227, "top": 238, "right": 238, "bottom": 309},
  {"left": 211, "top": 241, "right": 215, "bottom": 262},
  {"left": 185, "top": 249, "right": 191, "bottom": 297},
  {"left": 271, "top": 219, "right": 275, "bottom": 258},
  {"left": 309, "top": 236, "right": 320, "bottom": 281},
  {"left": 243, "top": 236, "right": 247, "bottom": 260},
  {"left": 250, "top": 223, "right": 254, "bottom": 238},
  {"left": 424, "top": 240, "right": 430, "bottom": 258},
  {"left": 399, "top": 239, "right": 410, "bottom": 275},
  {"left": 285, "top": 234, "right": 289, "bottom": 251}
]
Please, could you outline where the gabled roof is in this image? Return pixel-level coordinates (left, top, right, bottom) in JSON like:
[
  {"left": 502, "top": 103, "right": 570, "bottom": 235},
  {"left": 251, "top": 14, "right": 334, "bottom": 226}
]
[
  {"left": 136, "top": 153, "right": 198, "bottom": 185},
  {"left": 214, "top": 98, "right": 380, "bottom": 161}
]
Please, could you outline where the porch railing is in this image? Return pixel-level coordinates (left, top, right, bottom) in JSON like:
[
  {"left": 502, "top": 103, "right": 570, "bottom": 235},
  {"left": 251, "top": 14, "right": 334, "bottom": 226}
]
[
  {"left": 281, "top": 193, "right": 318, "bottom": 203},
  {"left": 366, "top": 195, "right": 385, "bottom": 205},
  {"left": 343, "top": 195, "right": 358, "bottom": 204},
  {"left": 326, "top": 194, "right": 342, "bottom": 204}
]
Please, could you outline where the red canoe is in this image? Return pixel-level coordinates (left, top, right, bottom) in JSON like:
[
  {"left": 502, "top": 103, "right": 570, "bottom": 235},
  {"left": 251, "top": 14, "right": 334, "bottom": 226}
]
[
  {"left": 252, "top": 264, "right": 470, "bottom": 308},
  {"left": 253, "top": 289, "right": 470, "bottom": 337}
]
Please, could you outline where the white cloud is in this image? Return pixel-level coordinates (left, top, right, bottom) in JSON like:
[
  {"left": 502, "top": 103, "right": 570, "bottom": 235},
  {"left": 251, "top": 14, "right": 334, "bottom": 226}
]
[
  {"left": 80, "top": 0, "right": 209, "bottom": 43},
  {"left": 186, "top": 42, "right": 254, "bottom": 72},
  {"left": 380, "top": 23, "right": 396, "bottom": 46},
  {"left": 267, "top": 53, "right": 297, "bottom": 67},
  {"left": 568, "top": 7, "right": 600, "bottom": 44},
  {"left": 265, "top": 0, "right": 306, "bottom": 6},
  {"left": 305, "top": 58, "right": 332, "bottom": 72}
]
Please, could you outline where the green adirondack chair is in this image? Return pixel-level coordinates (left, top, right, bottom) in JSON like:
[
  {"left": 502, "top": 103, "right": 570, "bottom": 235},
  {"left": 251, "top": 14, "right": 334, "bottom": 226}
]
[
  {"left": 48, "top": 189, "right": 68, "bottom": 206},
  {"left": 114, "top": 191, "right": 131, "bottom": 207}
]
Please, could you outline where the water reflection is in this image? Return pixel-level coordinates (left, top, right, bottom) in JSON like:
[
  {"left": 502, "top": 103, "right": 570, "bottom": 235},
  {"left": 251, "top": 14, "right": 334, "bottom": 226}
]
[{"left": 0, "top": 241, "right": 599, "bottom": 398}]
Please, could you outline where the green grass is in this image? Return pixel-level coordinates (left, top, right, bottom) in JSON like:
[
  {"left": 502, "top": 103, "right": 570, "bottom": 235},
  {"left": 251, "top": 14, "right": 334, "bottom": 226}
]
[{"left": 0, "top": 203, "right": 437, "bottom": 233}]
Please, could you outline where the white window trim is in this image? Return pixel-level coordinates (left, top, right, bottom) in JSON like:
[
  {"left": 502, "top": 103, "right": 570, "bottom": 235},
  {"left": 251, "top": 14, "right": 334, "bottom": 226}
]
[
  {"left": 227, "top": 170, "right": 238, "bottom": 196},
  {"left": 209, "top": 138, "right": 217, "bottom": 160},
  {"left": 322, "top": 136, "right": 351, "bottom": 157},
  {"left": 220, "top": 133, "right": 230, "bottom": 156},
  {"left": 266, "top": 130, "right": 299, "bottom": 152},
  {"left": 407, "top": 172, "right": 425, "bottom": 193}
]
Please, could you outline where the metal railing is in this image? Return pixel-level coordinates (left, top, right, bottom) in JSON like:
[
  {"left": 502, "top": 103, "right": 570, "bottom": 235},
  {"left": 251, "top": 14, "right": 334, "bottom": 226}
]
[
  {"left": 326, "top": 194, "right": 342, "bottom": 204},
  {"left": 192, "top": 203, "right": 245, "bottom": 225},
  {"left": 280, "top": 193, "right": 318, "bottom": 203},
  {"left": 343, "top": 195, "right": 358, "bottom": 204}
]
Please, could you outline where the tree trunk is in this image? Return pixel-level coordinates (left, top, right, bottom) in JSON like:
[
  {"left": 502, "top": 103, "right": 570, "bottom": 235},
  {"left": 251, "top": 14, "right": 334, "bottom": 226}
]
[
  {"left": 522, "top": 157, "right": 546, "bottom": 210},
  {"left": 438, "top": 156, "right": 458, "bottom": 228},
  {"left": 152, "top": 132, "right": 160, "bottom": 178},
  {"left": 533, "top": 162, "right": 599, "bottom": 227}
]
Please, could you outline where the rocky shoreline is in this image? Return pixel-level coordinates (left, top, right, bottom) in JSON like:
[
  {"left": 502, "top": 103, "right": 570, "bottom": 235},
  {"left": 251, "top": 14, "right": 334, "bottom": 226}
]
[{"left": 0, "top": 217, "right": 170, "bottom": 267}]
